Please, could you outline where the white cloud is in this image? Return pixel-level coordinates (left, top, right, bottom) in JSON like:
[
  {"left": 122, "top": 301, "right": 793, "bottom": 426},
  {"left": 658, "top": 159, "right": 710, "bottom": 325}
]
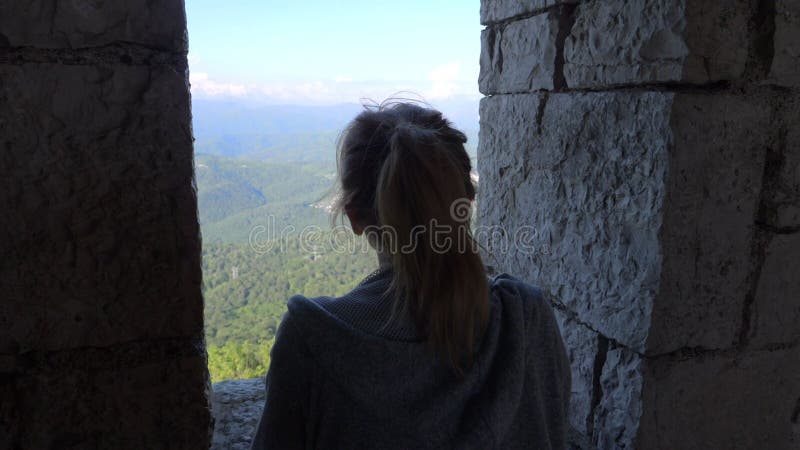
[
  {"left": 426, "top": 61, "right": 476, "bottom": 99},
  {"left": 428, "top": 61, "right": 461, "bottom": 82},
  {"left": 190, "top": 72, "right": 248, "bottom": 97},
  {"left": 188, "top": 70, "right": 479, "bottom": 105}
]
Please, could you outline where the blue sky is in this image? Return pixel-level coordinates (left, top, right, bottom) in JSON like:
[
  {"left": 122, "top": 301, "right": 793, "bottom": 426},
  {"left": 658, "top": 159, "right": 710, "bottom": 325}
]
[{"left": 186, "top": 0, "right": 482, "bottom": 104}]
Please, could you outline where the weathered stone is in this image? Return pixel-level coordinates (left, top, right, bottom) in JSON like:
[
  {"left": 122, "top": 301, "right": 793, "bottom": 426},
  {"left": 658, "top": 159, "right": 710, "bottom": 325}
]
[
  {"left": 592, "top": 348, "right": 643, "bottom": 450},
  {"left": 765, "top": 94, "right": 800, "bottom": 229},
  {"left": 0, "top": 353, "right": 210, "bottom": 449},
  {"left": 479, "top": 11, "right": 559, "bottom": 93},
  {"left": 211, "top": 378, "right": 266, "bottom": 450},
  {"left": 638, "top": 345, "right": 800, "bottom": 449},
  {"left": 479, "top": 91, "right": 669, "bottom": 350},
  {"left": 769, "top": 0, "right": 800, "bottom": 87},
  {"left": 553, "top": 309, "right": 601, "bottom": 437},
  {"left": 647, "top": 93, "right": 773, "bottom": 353},
  {"left": 564, "top": 0, "right": 750, "bottom": 88},
  {"left": 748, "top": 234, "right": 800, "bottom": 346},
  {"left": 0, "top": 62, "right": 202, "bottom": 352},
  {"left": 479, "top": 91, "right": 774, "bottom": 353},
  {"left": 0, "top": 0, "right": 188, "bottom": 51},
  {"left": 2, "top": 0, "right": 208, "bottom": 447},
  {"left": 479, "top": 0, "right": 800, "bottom": 446},
  {"left": 480, "top": 0, "right": 577, "bottom": 25}
]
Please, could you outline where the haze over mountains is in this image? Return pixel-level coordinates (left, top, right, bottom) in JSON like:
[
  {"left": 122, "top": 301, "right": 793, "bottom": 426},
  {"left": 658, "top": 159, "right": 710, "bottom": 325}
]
[{"left": 192, "top": 97, "right": 480, "bottom": 161}]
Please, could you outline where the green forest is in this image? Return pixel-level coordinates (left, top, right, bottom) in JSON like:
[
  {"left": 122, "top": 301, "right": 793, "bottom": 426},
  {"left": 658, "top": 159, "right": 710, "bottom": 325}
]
[
  {"left": 203, "top": 238, "right": 377, "bottom": 381},
  {"left": 196, "top": 120, "right": 478, "bottom": 382},
  {"left": 197, "top": 154, "right": 377, "bottom": 382}
]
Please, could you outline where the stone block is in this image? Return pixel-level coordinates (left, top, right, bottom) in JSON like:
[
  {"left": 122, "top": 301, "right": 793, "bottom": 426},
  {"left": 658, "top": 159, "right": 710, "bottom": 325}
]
[
  {"left": 564, "top": 0, "right": 750, "bottom": 88},
  {"left": 647, "top": 93, "right": 773, "bottom": 353},
  {"left": 480, "top": 0, "right": 578, "bottom": 25},
  {"left": 479, "top": 11, "right": 560, "bottom": 93},
  {"left": 638, "top": 345, "right": 800, "bottom": 449},
  {"left": 769, "top": 0, "right": 800, "bottom": 87},
  {"left": 592, "top": 347, "right": 643, "bottom": 450},
  {"left": 0, "top": 63, "right": 202, "bottom": 352},
  {"left": 0, "top": 0, "right": 187, "bottom": 51},
  {"left": 479, "top": 91, "right": 669, "bottom": 350},
  {"left": 211, "top": 378, "right": 266, "bottom": 450},
  {"left": 748, "top": 234, "right": 800, "bottom": 346},
  {"left": 765, "top": 94, "right": 800, "bottom": 229},
  {"left": 1, "top": 353, "right": 211, "bottom": 449},
  {"left": 478, "top": 91, "right": 773, "bottom": 353},
  {"left": 553, "top": 309, "right": 601, "bottom": 437}
]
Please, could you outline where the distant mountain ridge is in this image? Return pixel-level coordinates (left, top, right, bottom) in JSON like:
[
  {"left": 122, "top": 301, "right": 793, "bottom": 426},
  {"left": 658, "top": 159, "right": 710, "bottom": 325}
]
[{"left": 192, "top": 98, "right": 479, "bottom": 161}]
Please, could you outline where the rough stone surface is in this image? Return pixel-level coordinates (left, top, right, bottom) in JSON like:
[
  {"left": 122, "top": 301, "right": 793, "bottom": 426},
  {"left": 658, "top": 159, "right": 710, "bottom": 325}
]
[
  {"left": 770, "top": 0, "right": 800, "bottom": 87},
  {"left": 0, "top": 62, "right": 203, "bottom": 353},
  {"left": 564, "top": 0, "right": 750, "bottom": 88},
  {"left": 0, "top": 346, "right": 210, "bottom": 449},
  {"left": 480, "top": 0, "right": 577, "bottom": 25},
  {"left": 479, "top": 11, "right": 559, "bottom": 93},
  {"left": 592, "top": 348, "right": 643, "bottom": 450},
  {"left": 748, "top": 234, "right": 800, "bottom": 346},
  {"left": 765, "top": 94, "right": 800, "bottom": 229},
  {"left": 639, "top": 346, "right": 800, "bottom": 449},
  {"left": 479, "top": 0, "right": 800, "bottom": 447},
  {"left": 480, "top": 90, "right": 780, "bottom": 354},
  {"left": 0, "top": 0, "right": 188, "bottom": 51},
  {"left": 0, "top": 0, "right": 210, "bottom": 446},
  {"left": 211, "top": 378, "right": 266, "bottom": 450},
  {"left": 479, "top": 91, "right": 669, "bottom": 351},
  {"left": 647, "top": 93, "right": 773, "bottom": 353},
  {"left": 553, "top": 309, "right": 600, "bottom": 436}
]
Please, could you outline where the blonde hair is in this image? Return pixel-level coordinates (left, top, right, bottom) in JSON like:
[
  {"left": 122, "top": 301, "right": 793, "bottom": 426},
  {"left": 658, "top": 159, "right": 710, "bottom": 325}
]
[{"left": 333, "top": 100, "right": 488, "bottom": 375}]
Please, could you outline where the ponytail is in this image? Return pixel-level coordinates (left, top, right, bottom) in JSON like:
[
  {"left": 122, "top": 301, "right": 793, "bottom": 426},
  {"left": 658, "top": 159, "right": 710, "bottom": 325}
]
[{"left": 335, "top": 101, "right": 489, "bottom": 375}]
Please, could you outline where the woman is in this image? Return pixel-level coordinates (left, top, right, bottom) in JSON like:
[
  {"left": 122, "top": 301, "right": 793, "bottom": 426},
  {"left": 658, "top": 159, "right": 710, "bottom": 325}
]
[{"left": 251, "top": 101, "right": 570, "bottom": 449}]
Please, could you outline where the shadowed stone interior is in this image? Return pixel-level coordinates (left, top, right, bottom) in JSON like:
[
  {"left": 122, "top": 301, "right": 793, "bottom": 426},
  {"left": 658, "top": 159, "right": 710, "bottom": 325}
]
[
  {"left": 1, "top": 1, "right": 211, "bottom": 448},
  {"left": 2, "top": 0, "right": 799, "bottom": 449}
]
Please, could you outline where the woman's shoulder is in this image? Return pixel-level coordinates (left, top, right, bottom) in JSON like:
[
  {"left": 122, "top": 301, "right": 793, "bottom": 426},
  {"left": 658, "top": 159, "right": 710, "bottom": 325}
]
[
  {"left": 282, "top": 294, "right": 342, "bottom": 334},
  {"left": 489, "top": 273, "right": 545, "bottom": 305},
  {"left": 489, "top": 273, "right": 562, "bottom": 333}
]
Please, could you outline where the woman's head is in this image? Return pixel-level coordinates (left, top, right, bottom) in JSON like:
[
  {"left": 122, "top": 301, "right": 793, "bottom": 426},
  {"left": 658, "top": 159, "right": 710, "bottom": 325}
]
[{"left": 334, "top": 100, "right": 488, "bottom": 375}]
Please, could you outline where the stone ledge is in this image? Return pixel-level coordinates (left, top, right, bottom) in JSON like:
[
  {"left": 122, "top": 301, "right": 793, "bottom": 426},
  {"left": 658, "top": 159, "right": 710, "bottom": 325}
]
[
  {"left": 0, "top": 0, "right": 188, "bottom": 52},
  {"left": 211, "top": 378, "right": 266, "bottom": 450}
]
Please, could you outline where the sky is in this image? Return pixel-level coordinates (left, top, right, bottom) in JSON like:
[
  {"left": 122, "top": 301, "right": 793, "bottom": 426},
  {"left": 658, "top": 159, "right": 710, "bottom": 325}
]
[{"left": 186, "top": 0, "right": 482, "bottom": 105}]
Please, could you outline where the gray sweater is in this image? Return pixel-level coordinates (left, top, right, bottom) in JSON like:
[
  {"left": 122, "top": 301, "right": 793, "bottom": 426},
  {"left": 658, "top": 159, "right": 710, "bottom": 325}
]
[{"left": 251, "top": 270, "right": 571, "bottom": 449}]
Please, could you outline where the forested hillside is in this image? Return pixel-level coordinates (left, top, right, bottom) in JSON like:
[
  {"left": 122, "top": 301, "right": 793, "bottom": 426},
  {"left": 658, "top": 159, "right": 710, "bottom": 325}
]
[
  {"left": 198, "top": 154, "right": 377, "bottom": 381},
  {"left": 196, "top": 100, "right": 478, "bottom": 382}
]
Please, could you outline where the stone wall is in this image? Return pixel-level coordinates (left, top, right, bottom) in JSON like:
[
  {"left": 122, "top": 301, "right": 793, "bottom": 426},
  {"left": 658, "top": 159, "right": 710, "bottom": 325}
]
[
  {"left": 0, "top": 1, "right": 211, "bottom": 448},
  {"left": 211, "top": 378, "right": 265, "bottom": 450},
  {"left": 478, "top": 0, "right": 800, "bottom": 448}
]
